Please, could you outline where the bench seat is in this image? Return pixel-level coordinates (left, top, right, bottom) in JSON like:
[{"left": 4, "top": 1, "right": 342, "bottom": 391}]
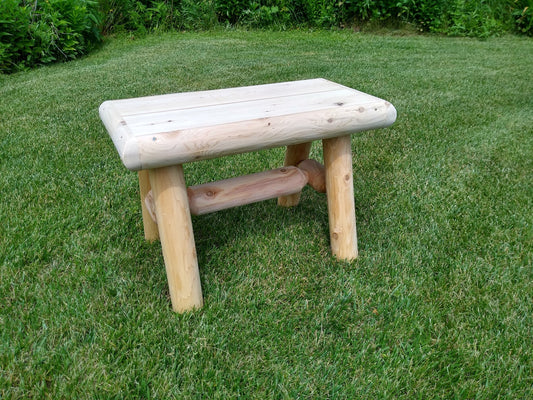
[{"left": 99, "top": 78, "right": 396, "bottom": 170}]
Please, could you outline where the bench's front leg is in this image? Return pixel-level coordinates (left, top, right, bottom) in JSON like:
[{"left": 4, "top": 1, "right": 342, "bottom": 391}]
[
  {"left": 148, "top": 165, "right": 203, "bottom": 312},
  {"left": 278, "top": 142, "right": 312, "bottom": 207},
  {"left": 323, "top": 135, "right": 358, "bottom": 260}
]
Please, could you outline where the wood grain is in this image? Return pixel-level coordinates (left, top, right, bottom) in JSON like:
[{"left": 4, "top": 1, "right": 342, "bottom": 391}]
[
  {"left": 149, "top": 166, "right": 203, "bottom": 312},
  {"left": 278, "top": 143, "right": 312, "bottom": 207},
  {"left": 138, "top": 170, "right": 159, "bottom": 241},
  {"left": 323, "top": 136, "right": 358, "bottom": 260},
  {"left": 298, "top": 159, "right": 326, "bottom": 193},
  {"left": 188, "top": 166, "right": 308, "bottom": 215},
  {"left": 100, "top": 79, "right": 397, "bottom": 170}
]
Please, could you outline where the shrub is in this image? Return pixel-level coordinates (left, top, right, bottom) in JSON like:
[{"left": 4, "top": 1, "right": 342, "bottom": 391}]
[
  {"left": 99, "top": 0, "right": 217, "bottom": 34},
  {"left": 99, "top": 0, "right": 173, "bottom": 34},
  {"left": 396, "top": 0, "right": 450, "bottom": 32},
  {"left": 444, "top": 0, "right": 509, "bottom": 37},
  {"left": 0, "top": 0, "right": 34, "bottom": 72},
  {"left": 98, "top": 0, "right": 131, "bottom": 34},
  {"left": 0, "top": 0, "right": 102, "bottom": 73},
  {"left": 95, "top": 0, "right": 533, "bottom": 37},
  {"left": 214, "top": 0, "right": 251, "bottom": 25},
  {"left": 181, "top": 0, "right": 217, "bottom": 30},
  {"left": 512, "top": 0, "right": 533, "bottom": 36}
]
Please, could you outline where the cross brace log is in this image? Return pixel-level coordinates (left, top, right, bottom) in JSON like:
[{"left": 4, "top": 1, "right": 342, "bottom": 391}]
[{"left": 144, "top": 162, "right": 327, "bottom": 220}]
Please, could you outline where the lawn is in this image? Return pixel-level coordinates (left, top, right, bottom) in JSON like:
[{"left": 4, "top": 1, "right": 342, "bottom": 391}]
[{"left": 0, "top": 30, "right": 532, "bottom": 398}]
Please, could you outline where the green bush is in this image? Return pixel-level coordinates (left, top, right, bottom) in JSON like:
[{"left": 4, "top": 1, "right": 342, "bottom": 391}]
[
  {"left": 181, "top": 0, "right": 217, "bottom": 30},
  {"left": 214, "top": 0, "right": 251, "bottom": 25},
  {"left": 512, "top": 0, "right": 533, "bottom": 36},
  {"left": 240, "top": 2, "right": 292, "bottom": 28},
  {"left": 0, "top": 0, "right": 101, "bottom": 73},
  {"left": 0, "top": 0, "right": 34, "bottom": 72},
  {"left": 396, "top": 0, "right": 450, "bottom": 32},
  {"left": 98, "top": 0, "right": 130, "bottom": 34},
  {"left": 95, "top": 0, "right": 533, "bottom": 36},
  {"left": 99, "top": 0, "right": 172, "bottom": 34},
  {"left": 443, "top": 0, "right": 509, "bottom": 37},
  {"left": 99, "top": 0, "right": 217, "bottom": 34}
]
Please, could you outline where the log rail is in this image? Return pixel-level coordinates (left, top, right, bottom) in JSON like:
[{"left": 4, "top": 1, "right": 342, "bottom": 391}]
[{"left": 144, "top": 159, "right": 326, "bottom": 220}]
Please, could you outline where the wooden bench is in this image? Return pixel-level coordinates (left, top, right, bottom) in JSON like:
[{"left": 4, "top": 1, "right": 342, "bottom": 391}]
[{"left": 99, "top": 78, "right": 396, "bottom": 312}]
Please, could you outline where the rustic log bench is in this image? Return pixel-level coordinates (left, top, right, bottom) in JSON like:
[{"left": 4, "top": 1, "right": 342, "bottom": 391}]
[{"left": 99, "top": 78, "right": 396, "bottom": 312}]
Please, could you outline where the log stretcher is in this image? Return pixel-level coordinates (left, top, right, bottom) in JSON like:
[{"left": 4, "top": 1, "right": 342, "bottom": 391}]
[{"left": 100, "top": 78, "right": 396, "bottom": 312}]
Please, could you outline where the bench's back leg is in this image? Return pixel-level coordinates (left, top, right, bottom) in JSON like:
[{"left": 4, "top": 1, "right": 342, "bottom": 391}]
[
  {"left": 138, "top": 170, "right": 159, "bottom": 242},
  {"left": 323, "top": 135, "right": 358, "bottom": 260},
  {"left": 149, "top": 165, "right": 203, "bottom": 312},
  {"left": 278, "top": 142, "right": 312, "bottom": 207}
]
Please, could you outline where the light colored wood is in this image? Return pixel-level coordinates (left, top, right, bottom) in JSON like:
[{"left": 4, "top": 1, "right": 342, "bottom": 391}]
[
  {"left": 123, "top": 88, "right": 360, "bottom": 135},
  {"left": 138, "top": 170, "right": 159, "bottom": 241},
  {"left": 323, "top": 136, "right": 358, "bottom": 260},
  {"left": 188, "top": 166, "right": 308, "bottom": 215},
  {"left": 298, "top": 159, "right": 326, "bottom": 193},
  {"left": 144, "top": 189, "right": 157, "bottom": 223},
  {"left": 148, "top": 166, "right": 203, "bottom": 312},
  {"left": 278, "top": 143, "right": 312, "bottom": 207},
  {"left": 100, "top": 79, "right": 340, "bottom": 117},
  {"left": 100, "top": 79, "right": 397, "bottom": 170}
]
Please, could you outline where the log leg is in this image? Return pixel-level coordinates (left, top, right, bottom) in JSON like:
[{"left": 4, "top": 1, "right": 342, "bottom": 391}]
[
  {"left": 278, "top": 142, "right": 312, "bottom": 207},
  {"left": 322, "top": 136, "right": 358, "bottom": 260},
  {"left": 138, "top": 170, "right": 159, "bottom": 241},
  {"left": 148, "top": 165, "right": 203, "bottom": 312}
]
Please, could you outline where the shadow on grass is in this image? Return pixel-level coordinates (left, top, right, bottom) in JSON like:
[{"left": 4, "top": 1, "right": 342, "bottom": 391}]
[{"left": 192, "top": 187, "right": 330, "bottom": 268}]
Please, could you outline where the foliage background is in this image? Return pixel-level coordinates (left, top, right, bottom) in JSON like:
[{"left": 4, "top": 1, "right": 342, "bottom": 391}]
[
  {"left": 0, "top": 0, "right": 102, "bottom": 73},
  {"left": 98, "top": 0, "right": 533, "bottom": 36},
  {"left": 1, "top": 0, "right": 532, "bottom": 73}
]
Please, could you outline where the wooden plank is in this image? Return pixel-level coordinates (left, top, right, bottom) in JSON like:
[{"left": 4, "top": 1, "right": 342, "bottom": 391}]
[
  {"left": 187, "top": 166, "right": 308, "bottom": 215},
  {"left": 104, "top": 78, "right": 341, "bottom": 117},
  {"left": 121, "top": 88, "right": 375, "bottom": 137}
]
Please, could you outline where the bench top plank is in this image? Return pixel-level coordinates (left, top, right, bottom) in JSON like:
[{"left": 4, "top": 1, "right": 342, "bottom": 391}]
[{"left": 100, "top": 78, "right": 396, "bottom": 170}]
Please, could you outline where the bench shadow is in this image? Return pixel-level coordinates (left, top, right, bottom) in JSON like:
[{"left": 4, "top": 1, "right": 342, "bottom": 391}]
[{"left": 191, "top": 187, "right": 330, "bottom": 271}]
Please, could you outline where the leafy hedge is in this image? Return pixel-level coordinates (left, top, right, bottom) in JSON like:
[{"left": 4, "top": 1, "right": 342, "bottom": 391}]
[
  {"left": 1, "top": 0, "right": 532, "bottom": 73},
  {"left": 0, "top": 0, "right": 101, "bottom": 73},
  {"left": 98, "top": 0, "right": 533, "bottom": 37}
]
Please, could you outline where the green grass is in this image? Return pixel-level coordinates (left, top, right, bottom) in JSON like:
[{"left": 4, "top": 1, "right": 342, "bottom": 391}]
[{"left": 1, "top": 30, "right": 532, "bottom": 398}]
